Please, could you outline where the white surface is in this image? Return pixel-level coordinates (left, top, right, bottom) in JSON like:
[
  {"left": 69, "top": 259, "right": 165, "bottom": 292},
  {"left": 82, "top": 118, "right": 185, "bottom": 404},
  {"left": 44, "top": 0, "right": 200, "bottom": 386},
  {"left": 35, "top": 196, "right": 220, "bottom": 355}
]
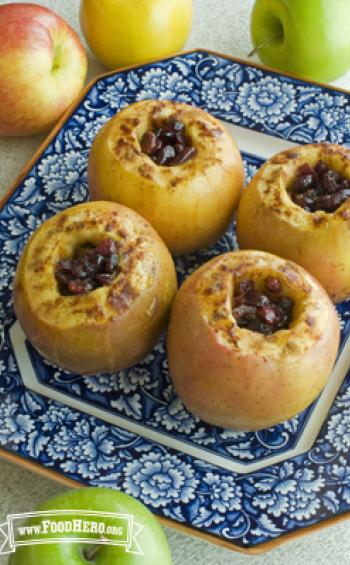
[{"left": 1, "top": 1, "right": 350, "bottom": 564}]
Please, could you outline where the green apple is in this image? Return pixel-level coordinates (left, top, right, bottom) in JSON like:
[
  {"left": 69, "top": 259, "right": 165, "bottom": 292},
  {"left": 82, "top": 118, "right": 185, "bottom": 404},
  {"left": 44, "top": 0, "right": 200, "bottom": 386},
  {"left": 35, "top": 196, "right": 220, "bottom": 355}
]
[
  {"left": 250, "top": 0, "right": 350, "bottom": 81},
  {"left": 9, "top": 488, "right": 172, "bottom": 565}
]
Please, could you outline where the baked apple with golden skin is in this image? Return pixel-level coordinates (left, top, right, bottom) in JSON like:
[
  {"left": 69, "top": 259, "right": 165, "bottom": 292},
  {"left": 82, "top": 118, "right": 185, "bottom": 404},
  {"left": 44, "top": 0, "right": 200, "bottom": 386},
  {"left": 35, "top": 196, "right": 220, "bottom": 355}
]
[
  {"left": 14, "top": 201, "right": 177, "bottom": 374},
  {"left": 236, "top": 143, "right": 350, "bottom": 302},
  {"left": 88, "top": 99, "right": 244, "bottom": 255},
  {"left": 167, "top": 250, "right": 340, "bottom": 431}
]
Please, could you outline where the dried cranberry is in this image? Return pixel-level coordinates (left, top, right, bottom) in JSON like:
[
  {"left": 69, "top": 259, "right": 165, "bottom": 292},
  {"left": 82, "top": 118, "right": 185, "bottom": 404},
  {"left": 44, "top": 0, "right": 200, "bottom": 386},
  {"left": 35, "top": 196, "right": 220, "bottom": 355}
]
[
  {"left": 245, "top": 290, "right": 270, "bottom": 308},
  {"left": 323, "top": 170, "right": 341, "bottom": 193},
  {"left": 140, "top": 118, "right": 196, "bottom": 167},
  {"left": 154, "top": 145, "right": 176, "bottom": 166},
  {"left": 55, "top": 239, "right": 119, "bottom": 296},
  {"left": 68, "top": 280, "right": 91, "bottom": 295},
  {"left": 233, "top": 304, "right": 257, "bottom": 322},
  {"left": 95, "top": 238, "right": 116, "bottom": 257},
  {"left": 236, "top": 279, "right": 255, "bottom": 295},
  {"left": 265, "top": 276, "right": 282, "bottom": 294},
  {"left": 258, "top": 305, "right": 277, "bottom": 325},
  {"left": 277, "top": 296, "right": 294, "bottom": 313},
  {"left": 140, "top": 131, "right": 158, "bottom": 155},
  {"left": 233, "top": 275, "right": 293, "bottom": 335},
  {"left": 291, "top": 160, "right": 350, "bottom": 213}
]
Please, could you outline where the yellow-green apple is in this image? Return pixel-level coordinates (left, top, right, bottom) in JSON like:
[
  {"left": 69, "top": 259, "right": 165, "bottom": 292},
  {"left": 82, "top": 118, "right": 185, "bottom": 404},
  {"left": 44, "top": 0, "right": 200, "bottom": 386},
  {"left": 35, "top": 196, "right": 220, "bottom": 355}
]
[
  {"left": 14, "top": 201, "right": 177, "bottom": 374},
  {"left": 0, "top": 3, "right": 87, "bottom": 136},
  {"left": 250, "top": 0, "right": 350, "bottom": 81},
  {"left": 88, "top": 99, "right": 244, "bottom": 255},
  {"left": 9, "top": 487, "right": 172, "bottom": 564},
  {"left": 80, "top": 0, "right": 192, "bottom": 69},
  {"left": 167, "top": 250, "right": 340, "bottom": 431}
]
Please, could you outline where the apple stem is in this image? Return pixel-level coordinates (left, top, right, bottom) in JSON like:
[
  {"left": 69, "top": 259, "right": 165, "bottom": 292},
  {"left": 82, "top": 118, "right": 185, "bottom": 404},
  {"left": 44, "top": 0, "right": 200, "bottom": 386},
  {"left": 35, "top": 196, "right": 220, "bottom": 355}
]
[
  {"left": 83, "top": 538, "right": 107, "bottom": 561},
  {"left": 248, "top": 33, "right": 283, "bottom": 58}
]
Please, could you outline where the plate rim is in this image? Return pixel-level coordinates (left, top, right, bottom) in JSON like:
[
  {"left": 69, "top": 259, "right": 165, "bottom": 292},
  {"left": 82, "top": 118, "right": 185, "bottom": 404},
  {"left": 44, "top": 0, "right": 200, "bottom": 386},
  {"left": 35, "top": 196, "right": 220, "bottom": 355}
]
[{"left": 1, "top": 47, "right": 350, "bottom": 555}]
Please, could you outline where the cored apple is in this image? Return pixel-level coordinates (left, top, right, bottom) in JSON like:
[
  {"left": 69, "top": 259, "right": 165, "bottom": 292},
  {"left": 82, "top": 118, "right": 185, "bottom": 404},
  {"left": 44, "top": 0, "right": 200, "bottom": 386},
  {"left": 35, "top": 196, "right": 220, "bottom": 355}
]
[
  {"left": 88, "top": 100, "right": 245, "bottom": 255},
  {"left": 0, "top": 3, "right": 87, "bottom": 136},
  {"left": 236, "top": 143, "right": 350, "bottom": 303},
  {"left": 14, "top": 201, "right": 177, "bottom": 374},
  {"left": 167, "top": 250, "right": 340, "bottom": 431}
]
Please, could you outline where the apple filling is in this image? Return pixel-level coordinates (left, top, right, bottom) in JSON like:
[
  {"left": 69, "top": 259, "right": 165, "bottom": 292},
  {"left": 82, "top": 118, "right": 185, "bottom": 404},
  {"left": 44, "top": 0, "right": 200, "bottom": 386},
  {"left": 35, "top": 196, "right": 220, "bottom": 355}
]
[
  {"left": 233, "top": 277, "right": 294, "bottom": 335},
  {"left": 55, "top": 238, "right": 119, "bottom": 295},
  {"left": 140, "top": 118, "right": 197, "bottom": 166},
  {"left": 290, "top": 161, "right": 350, "bottom": 212}
]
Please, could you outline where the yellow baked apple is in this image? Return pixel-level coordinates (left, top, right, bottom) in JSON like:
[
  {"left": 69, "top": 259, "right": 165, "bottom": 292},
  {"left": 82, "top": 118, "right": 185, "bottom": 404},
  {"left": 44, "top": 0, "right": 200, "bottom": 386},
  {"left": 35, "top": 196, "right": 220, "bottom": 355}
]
[
  {"left": 14, "top": 201, "right": 177, "bottom": 374},
  {"left": 88, "top": 99, "right": 245, "bottom": 255},
  {"left": 80, "top": 0, "right": 192, "bottom": 69},
  {"left": 236, "top": 143, "right": 350, "bottom": 303},
  {"left": 167, "top": 250, "right": 340, "bottom": 431}
]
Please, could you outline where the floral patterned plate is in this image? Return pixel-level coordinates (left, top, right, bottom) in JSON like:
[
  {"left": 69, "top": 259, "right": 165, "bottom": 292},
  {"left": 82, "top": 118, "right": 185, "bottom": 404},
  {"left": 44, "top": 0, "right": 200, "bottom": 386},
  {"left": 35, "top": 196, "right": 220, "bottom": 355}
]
[{"left": 1, "top": 50, "right": 350, "bottom": 553}]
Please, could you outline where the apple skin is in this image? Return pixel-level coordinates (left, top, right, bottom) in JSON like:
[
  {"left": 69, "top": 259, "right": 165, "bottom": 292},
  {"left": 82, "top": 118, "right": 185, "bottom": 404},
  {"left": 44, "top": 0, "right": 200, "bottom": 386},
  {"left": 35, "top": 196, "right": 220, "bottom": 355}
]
[
  {"left": 0, "top": 3, "right": 87, "bottom": 136},
  {"left": 236, "top": 143, "right": 350, "bottom": 303},
  {"left": 80, "top": 0, "right": 192, "bottom": 69},
  {"left": 251, "top": 0, "right": 350, "bottom": 81},
  {"left": 14, "top": 201, "right": 177, "bottom": 374},
  {"left": 167, "top": 250, "right": 340, "bottom": 431},
  {"left": 9, "top": 487, "right": 172, "bottom": 565},
  {"left": 88, "top": 100, "right": 244, "bottom": 255}
]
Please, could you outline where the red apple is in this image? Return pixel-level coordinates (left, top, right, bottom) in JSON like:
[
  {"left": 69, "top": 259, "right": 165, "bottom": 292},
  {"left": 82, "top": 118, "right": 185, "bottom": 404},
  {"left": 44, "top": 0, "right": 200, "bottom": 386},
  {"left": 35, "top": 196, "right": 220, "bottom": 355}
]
[{"left": 0, "top": 3, "right": 87, "bottom": 136}]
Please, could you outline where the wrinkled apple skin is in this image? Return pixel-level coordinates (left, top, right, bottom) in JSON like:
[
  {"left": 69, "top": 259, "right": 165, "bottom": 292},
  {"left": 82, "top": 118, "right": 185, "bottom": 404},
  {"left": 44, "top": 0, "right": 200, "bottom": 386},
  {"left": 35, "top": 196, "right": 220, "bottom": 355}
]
[
  {"left": 14, "top": 201, "right": 177, "bottom": 374},
  {"left": 237, "top": 143, "right": 350, "bottom": 303},
  {"left": 167, "top": 250, "right": 340, "bottom": 431},
  {"left": 88, "top": 100, "right": 245, "bottom": 255},
  {"left": 80, "top": 0, "right": 192, "bottom": 69},
  {"left": 0, "top": 3, "right": 87, "bottom": 136},
  {"left": 251, "top": 0, "right": 350, "bottom": 81}
]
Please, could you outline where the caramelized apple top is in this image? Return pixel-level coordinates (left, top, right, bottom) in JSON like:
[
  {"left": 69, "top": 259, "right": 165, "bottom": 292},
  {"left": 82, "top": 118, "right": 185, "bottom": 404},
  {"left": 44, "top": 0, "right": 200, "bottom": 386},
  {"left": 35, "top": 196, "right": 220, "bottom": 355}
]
[
  {"left": 15, "top": 201, "right": 172, "bottom": 327},
  {"left": 193, "top": 250, "right": 332, "bottom": 357}
]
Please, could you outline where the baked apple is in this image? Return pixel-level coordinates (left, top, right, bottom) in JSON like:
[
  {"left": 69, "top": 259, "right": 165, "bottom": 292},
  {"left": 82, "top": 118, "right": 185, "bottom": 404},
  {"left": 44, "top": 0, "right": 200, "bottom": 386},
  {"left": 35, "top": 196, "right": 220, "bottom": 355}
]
[
  {"left": 236, "top": 143, "right": 350, "bottom": 302},
  {"left": 167, "top": 250, "right": 340, "bottom": 431},
  {"left": 88, "top": 99, "right": 244, "bottom": 255},
  {"left": 14, "top": 201, "right": 177, "bottom": 374}
]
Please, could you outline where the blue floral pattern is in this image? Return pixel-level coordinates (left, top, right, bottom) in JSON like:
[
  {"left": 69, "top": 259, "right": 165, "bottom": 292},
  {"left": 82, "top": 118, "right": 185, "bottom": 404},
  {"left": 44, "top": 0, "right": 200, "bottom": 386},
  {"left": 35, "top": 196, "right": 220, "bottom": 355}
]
[{"left": 0, "top": 51, "right": 350, "bottom": 550}]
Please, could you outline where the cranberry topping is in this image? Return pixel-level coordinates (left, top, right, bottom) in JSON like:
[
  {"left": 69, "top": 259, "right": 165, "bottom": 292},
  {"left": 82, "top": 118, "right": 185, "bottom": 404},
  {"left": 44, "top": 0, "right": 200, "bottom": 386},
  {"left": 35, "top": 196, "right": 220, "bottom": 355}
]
[
  {"left": 233, "top": 277, "right": 294, "bottom": 335},
  {"left": 140, "top": 119, "right": 197, "bottom": 166},
  {"left": 290, "top": 160, "right": 350, "bottom": 212},
  {"left": 55, "top": 239, "right": 119, "bottom": 295}
]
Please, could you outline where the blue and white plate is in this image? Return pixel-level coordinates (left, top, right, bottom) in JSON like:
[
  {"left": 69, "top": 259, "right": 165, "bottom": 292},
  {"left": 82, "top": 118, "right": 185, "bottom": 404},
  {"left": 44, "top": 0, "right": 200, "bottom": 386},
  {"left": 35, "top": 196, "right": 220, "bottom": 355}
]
[{"left": 1, "top": 50, "right": 350, "bottom": 552}]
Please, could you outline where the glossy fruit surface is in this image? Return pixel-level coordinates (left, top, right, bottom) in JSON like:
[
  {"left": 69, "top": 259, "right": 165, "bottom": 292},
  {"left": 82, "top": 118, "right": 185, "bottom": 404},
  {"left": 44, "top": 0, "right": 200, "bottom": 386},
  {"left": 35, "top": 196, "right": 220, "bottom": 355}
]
[
  {"left": 80, "top": 0, "right": 192, "bottom": 69},
  {"left": 251, "top": 0, "right": 350, "bottom": 81},
  {"left": 0, "top": 3, "right": 87, "bottom": 136},
  {"left": 9, "top": 487, "right": 172, "bottom": 564}
]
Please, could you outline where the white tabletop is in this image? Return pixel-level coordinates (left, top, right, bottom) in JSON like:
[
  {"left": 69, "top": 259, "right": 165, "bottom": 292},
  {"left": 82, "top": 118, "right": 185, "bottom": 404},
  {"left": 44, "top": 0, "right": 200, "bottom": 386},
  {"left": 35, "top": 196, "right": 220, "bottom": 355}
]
[{"left": 0, "top": 1, "right": 350, "bottom": 563}]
